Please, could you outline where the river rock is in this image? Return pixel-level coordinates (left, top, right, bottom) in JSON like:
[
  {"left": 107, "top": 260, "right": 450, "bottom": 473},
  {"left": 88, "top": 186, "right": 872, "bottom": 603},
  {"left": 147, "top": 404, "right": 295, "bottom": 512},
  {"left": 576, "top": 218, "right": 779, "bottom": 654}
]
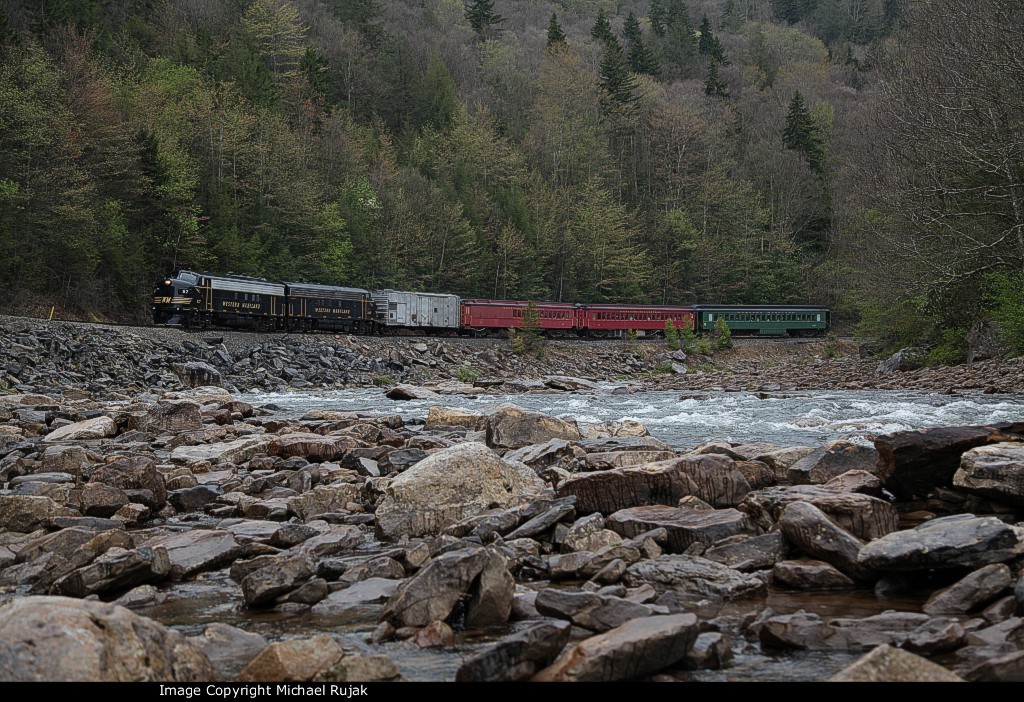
[
  {"left": 89, "top": 456, "right": 167, "bottom": 509},
  {"left": 759, "top": 610, "right": 930, "bottom": 651},
  {"left": 622, "top": 555, "right": 765, "bottom": 602},
  {"left": 858, "top": 514, "right": 1024, "bottom": 571},
  {"left": 786, "top": 441, "right": 880, "bottom": 484},
  {"left": 176, "top": 361, "right": 222, "bottom": 388},
  {"left": 533, "top": 613, "right": 699, "bottom": 682},
  {"left": 954, "top": 443, "right": 1024, "bottom": 506},
  {"left": 456, "top": 620, "right": 572, "bottom": 682},
  {"left": 607, "top": 506, "right": 753, "bottom": 553},
  {"left": 40, "top": 445, "right": 93, "bottom": 475},
  {"left": 287, "top": 484, "right": 363, "bottom": 521},
  {"left": 923, "top": 564, "right": 1012, "bottom": 615},
  {"left": 964, "top": 650, "right": 1024, "bottom": 682},
  {"left": 903, "top": 618, "right": 967, "bottom": 654},
  {"left": 385, "top": 384, "right": 440, "bottom": 401},
  {"left": 52, "top": 545, "right": 171, "bottom": 597},
  {"left": 80, "top": 482, "right": 129, "bottom": 517},
  {"left": 876, "top": 347, "right": 927, "bottom": 373},
  {"left": 135, "top": 401, "right": 202, "bottom": 433},
  {"left": 506, "top": 439, "right": 583, "bottom": 472},
  {"left": 169, "top": 485, "right": 222, "bottom": 513},
  {"left": 145, "top": 530, "right": 242, "bottom": 580},
  {"left": 170, "top": 437, "right": 269, "bottom": 465},
  {"left": 486, "top": 404, "right": 582, "bottom": 449},
  {"left": 584, "top": 450, "right": 678, "bottom": 471},
  {"left": 505, "top": 498, "right": 576, "bottom": 540},
  {"left": 830, "top": 644, "right": 964, "bottom": 682},
  {"left": 822, "top": 470, "right": 883, "bottom": 494},
  {"left": 237, "top": 634, "right": 345, "bottom": 682},
  {"left": 311, "top": 578, "right": 401, "bottom": 616},
  {"left": 0, "top": 596, "right": 213, "bottom": 681},
  {"left": 875, "top": 425, "right": 1010, "bottom": 500},
  {"left": 738, "top": 485, "right": 897, "bottom": 540},
  {"left": 267, "top": 433, "right": 356, "bottom": 462},
  {"left": 238, "top": 552, "right": 315, "bottom": 607},
  {"left": 562, "top": 514, "right": 623, "bottom": 553},
  {"left": 703, "top": 532, "right": 789, "bottom": 571},
  {"left": 374, "top": 442, "right": 545, "bottom": 539},
  {"left": 381, "top": 546, "right": 512, "bottom": 628},
  {"left": 772, "top": 559, "right": 856, "bottom": 590},
  {"left": 45, "top": 416, "right": 116, "bottom": 442},
  {"left": 188, "top": 623, "right": 268, "bottom": 678},
  {"left": 579, "top": 420, "right": 649, "bottom": 439},
  {"left": 424, "top": 406, "right": 486, "bottom": 430},
  {"left": 377, "top": 448, "right": 427, "bottom": 475},
  {"left": 535, "top": 588, "right": 657, "bottom": 632},
  {"left": 544, "top": 375, "right": 600, "bottom": 391},
  {"left": 556, "top": 455, "right": 749, "bottom": 515},
  {"left": 778, "top": 501, "right": 869, "bottom": 580}
]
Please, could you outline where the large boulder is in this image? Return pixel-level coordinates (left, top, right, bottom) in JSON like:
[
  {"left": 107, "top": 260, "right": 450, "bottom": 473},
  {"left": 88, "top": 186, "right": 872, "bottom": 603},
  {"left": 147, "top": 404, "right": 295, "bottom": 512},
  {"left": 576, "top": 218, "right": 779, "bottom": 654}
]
[
  {"left": 760, "top": 610, "right": 930, "bottom": 651},
  {"left": 374, "top": 442, "right": 545, "bottom": 539},
  {"left": 89, "top": 456, "right": 167, "bottom": 509},
  {"left": 556, "top": 455, "right": 750, "bottom": 515},
  {"left": 922, "top": 564, "right": 1012, "bottom": 615},
  {"left": 858, "top": 514, "right": 1024, "bottom": 572},
  {"left": 738, "top": 485, "right": 898, "bottom": 541},
  {"left": 385, "top": 384, "right": 441, "bottom": 401},
  {"left": 622, "top": 555, "right": 766, "bottom": 602},
  {"left": 456, "top": 621, "right": 572, "bottom": 682},
  {"left": 0, "top": 495, "right": 77, "bottom": 532},
  {"left": 876, "top": 347, "right": 927, "bottom": 373},
  {"left": 144, "top": 530, "right": 242, "bottom": 580},
  {"left": 874, "top": 425, "right": 1013, "bottom": 500},
  {"left": 45, "top": 417, "right": 116, "bottom": 442},
  {"left": 486, "top": 404, "right": 582, "bottom": 449},
  {"left": 52, "top": 546, "right": 171, "bottom": 597},
  {"left": 778, "top": 501, "right": 870, "bottom": 580},
  {"left": 237, "top": 635, "right": 345, "bottom": 682},
  {"left": 267, "top": 433, "right": 359, "bottom": 462},
  {"left": 134, "top": 401, "right": 202, "bottom": 433},
  {"left": 829, "top": 644, "right": 964, "bottom": 682},
  {"left": 170, "top": 437, "right": 270, "bottom": 465},
  {"left": 237, "top": 553, "right": 315, "bottom": 607},
  {"left": 533, "top": 614, "right": 699, "bottom": 682},
  {"left": 287, "top": 484, "right": 364, "bottom": 522},
  {"left": 786, "top": 441, "right": 880, "bottom": 485},
  {"left": 425, "top": 406, "right": 486, "bottom": 430},
  {"left": 606, "top": 506, "right": 754, "bottom": 553},
  {"left": 954, "top": 443, "right": 1024, "bottom": 506},
  {"left": 703, "top": 532, "right": 789, "bottom": 571},
  {"left": 0, "top": 596, "right": 213, "bottom": 681},
  {"left": 175, "top": 361, "right": 222, "bottom": 388},
  {"left": 534, "top": 589, "right": 657, "bottom": 632}
]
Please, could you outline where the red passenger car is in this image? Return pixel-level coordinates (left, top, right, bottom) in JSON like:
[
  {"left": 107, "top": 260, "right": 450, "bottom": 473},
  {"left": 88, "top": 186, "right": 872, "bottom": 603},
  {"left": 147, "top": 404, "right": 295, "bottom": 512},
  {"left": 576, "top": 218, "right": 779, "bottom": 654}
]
[
  {"left": 460, "top": 300, "right": 580, "bottom": 336},
  {"left": 579, "top": 304, "right": 695, "bottom": 337}
]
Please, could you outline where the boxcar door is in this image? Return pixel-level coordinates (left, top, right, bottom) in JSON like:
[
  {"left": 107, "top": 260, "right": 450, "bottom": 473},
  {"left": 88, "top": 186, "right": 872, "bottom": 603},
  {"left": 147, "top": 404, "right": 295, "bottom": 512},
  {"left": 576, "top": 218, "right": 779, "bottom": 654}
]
[{"left": 419, "top": 296, "right": 431, "bottom": 327}]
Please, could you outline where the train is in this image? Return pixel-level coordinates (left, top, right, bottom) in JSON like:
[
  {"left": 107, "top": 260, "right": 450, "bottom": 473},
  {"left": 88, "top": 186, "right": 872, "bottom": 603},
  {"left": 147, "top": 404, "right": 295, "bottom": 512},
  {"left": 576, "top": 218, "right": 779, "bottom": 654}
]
[{"left": 152, "top": 270, "right": 830, "bottom": 338}]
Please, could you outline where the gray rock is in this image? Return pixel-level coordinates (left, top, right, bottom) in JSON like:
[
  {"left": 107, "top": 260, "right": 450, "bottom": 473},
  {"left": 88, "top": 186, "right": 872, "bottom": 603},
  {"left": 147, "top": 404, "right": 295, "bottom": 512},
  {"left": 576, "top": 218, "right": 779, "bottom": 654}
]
[
  {"left": 506, "top": 439, "right": 583, "bottom": 473},
  {"left": 89, "top": 456, "right": 167, "bottom": 508},
  {"left": 703, "top": 532, "right": 789, "bottom": 572},
  {"left": 778, "top": 501, "right": 869, "bottom": 580},
  {"left": 176, "top": 361, "right": 222, "bottom": 388},
  {"left": 964, "top": 650, "right": 1024, "bottom": 682},
  {"left": 739, "top": 485, "right": 898, "bottom": 541},
  {"left": 237, "top": 634, "right": 344, "bottom": 682},
  {"left": 188, "top": 623, "right": 268, "bottom": 679},
  {"left": 52, "top": 546, "right": 171, "bottom": 597},
  {"left": 533, "top": 613, "right": 699, "bottom": 682},
  {"left": 954, "top": 443, "right": 1024, "bottom": 506},
  {"left": 424, "top": 406, "right": 486, "bottom": 431},
  {"left": 311, "top": 578, "right": 401, "bottom": 616},
  {"left": 830, "top": 644, "right": 964, "bottom": 682},
  {"left": 562, "top": 513, "right": 623, "bottom": 553},
  {"left": 169, "top": 485, "right": 223, "bottom": 513},
  {"left": 772, "top": 559, "right": 856, "bottom": 590},
  {"left": 238, "top": 553, "right": 315, "bottom": 607},
  {"left": 136, "top": 401, "right": 203, "bottom": 433},
  {"left": 858, "top": 514, "right": 1024, "bottom": 571},
  {"left": 876, "top": 347, "right": 927, "bottom": 373},
  {"left": 465, "top": 549, "right": 515, "bottom": 627},
  {"left": 923, "top": 564, "right": 1012, "bottom": 614},
  {"left": 607, "top": 505, "right": 753, "bottom": 553},
  {"left": 0, "top": 596, "right": 213, "bottom": 681},
  {"left": 486, "top": 404, "right": 581, "bottom": 449},
  {"left": 45, "top": 416, "right": 116, "bottom": 442},
  {"left": 374, "top": 443, "right": 545, "bottom": 539},
  {"left": 622, "top": 555, "right": 765, "bottom": 602},
  {"left": 287, "top": 484, "right": 363, "bottom": 521},
  {"left": 760, "top": 610, "right": 930, "bottom": 651},
  {"left": 145, "top": 530, "right": 241, "bottom": 580},
  {"left": 786, "top": 441, "right": 880, "bottom": 484},
  {"left": 0, "top": 494, "right": 77, "bottom": 532},
  {"left": 385, "top": 384, "right": 441, "bottom": 401},
  {"left": 80, "top": 482, "right": 129, "bottom": 517},
  {"left": 505, "top": 498, "right": 576, "bottom": 540},
  {"left": 535, "top": 588, "right": 656, "bottom": 632},
  {"left": 456, "top": 621, "right": 572, "bottom": 682},
  {"left": 683, "top": 632, "right": 733, "bottom": 670},
  {"left": 170, "top": 437, "right": 270, "bottom": 465},
  {"left": 903, "top": 618, "right": 967, "bottom": 655}
]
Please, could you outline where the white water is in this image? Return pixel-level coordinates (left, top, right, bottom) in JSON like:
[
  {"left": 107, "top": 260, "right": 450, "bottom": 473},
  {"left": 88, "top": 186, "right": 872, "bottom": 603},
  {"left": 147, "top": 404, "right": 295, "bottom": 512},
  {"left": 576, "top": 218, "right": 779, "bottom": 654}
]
[{"left": 239, "top": 386, "right": 1024, "bottom": 449}]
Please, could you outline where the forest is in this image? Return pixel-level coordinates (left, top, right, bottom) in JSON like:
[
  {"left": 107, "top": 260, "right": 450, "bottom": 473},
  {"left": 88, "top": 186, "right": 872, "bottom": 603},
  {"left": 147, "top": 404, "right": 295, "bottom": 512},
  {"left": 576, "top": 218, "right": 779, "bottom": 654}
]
[{"left": 0, "top": 0, "right": 1021, "bottom": 359}]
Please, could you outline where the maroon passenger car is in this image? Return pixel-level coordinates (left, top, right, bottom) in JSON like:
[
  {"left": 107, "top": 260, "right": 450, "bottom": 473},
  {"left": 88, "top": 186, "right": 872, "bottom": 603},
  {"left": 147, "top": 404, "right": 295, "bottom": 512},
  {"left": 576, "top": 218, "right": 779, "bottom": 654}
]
[
  {"left": 579, "top": 304, "right": 695, "bottom": 337},
  {"left": 460, "top": 300, "right": 580, "bottom": 336}
]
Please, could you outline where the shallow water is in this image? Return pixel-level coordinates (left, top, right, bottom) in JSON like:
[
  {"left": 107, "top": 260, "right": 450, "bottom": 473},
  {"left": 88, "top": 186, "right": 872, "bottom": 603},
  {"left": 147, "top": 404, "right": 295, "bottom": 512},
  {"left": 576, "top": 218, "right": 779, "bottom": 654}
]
[{"left": 241, "top": 386, "right": 1024, "bottom": 448}]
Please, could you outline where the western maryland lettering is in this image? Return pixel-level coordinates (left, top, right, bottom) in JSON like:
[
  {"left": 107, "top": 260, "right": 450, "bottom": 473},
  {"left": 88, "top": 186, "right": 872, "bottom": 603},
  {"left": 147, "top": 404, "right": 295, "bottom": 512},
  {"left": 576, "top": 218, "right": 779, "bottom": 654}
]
[
  {"left": 222, "top": 301, "right": 263, "bottom": 310},
  {"left": 313, "top": 307, "right": 352, "bottom": 316}
]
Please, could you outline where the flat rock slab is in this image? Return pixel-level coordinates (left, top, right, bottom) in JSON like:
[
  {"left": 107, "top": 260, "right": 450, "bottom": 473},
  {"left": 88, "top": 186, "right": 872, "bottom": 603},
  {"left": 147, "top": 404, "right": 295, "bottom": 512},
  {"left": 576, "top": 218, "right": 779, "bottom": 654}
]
[
  {"left": 772, "top": 559, "right": 856, "bottom": 590},
  {"left": 170, "top": 437, "right": 269, "bottom": 465},
  {"left": 703, "top": 532, "right": 789, "bottom": 571},
  {"left": 954, "top": 442, "right": 1024, "bottom": 506},
  {"left": 787, "top": 441, "right": 880, "bottom": 485},
  {"left": 534, "top": 613, "right": 699, "bottom": 682},
  {"left": 778, "top": 501, "right": 870, "bottom": 580},
  {"left": 760, "top": 610, "right": 931, "bottom": 651},
  {"left": 311, "top": 578, "right": 401, "bottom": 616},
  {"left": 830, "top": 644, "right": 964, "bottom": 682},
  {"left": 457, "top": 621, "right": 571, "bottom": 682},
  {"left": 622, "top": 555, "right": 766, "bottom": 602},
  {"left": 535, "top": 588, "right": 657, "bottom": 632},
  {"left": 145, "top": 530, "right": 242, "bottom": 580},
  {"left": 858, "top": 514, "right": 1024, "bottom": 571},
  {"left": 607, "top": 505, "right": 753, "bottom": 553},
  {"left": 739, "top": 485, "right": 898, "bottom": 540},
  {"left": 923, "top": 564, "right": 1012, "bottom": 614},
  {"left": 486, "top": 404, "right": 582, "bottom": 449},
  {"left": 45, "top": 417, "right": 116, "bottom": 442}
]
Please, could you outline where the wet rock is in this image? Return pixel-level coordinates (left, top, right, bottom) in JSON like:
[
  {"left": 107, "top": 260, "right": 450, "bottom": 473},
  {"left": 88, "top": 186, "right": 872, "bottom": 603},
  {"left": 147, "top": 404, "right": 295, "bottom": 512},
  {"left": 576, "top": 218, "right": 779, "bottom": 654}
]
[
  {"left": 579, "top": 420, "right": 649, "bottom": 439},
  {"left": 954, "top": 443, "right": 1024, "bottom": 506},
  {"left": 562, "top": 514, "right": 623, "bottom": 553},
  {"left": 486, "top": 404, "right": 582, "bottom": 449},
  {"left": 311, "top": 578, "right": 401, "bottom": 616},
  {"left": 923, "top": 564, "right": 1012, "bottom": 614},
  {"left": 456, "top": 620, "right": 572, "bottom": 682},
  {"left": 683, "top": 632, "right": 733, "bottom": 670},
  {"left": 145, "top": 530, "right": 242, "bottom": 580},
  {"left": 759, "top": 610, "right": 930, "bottom": 651},
  {"left": 238, "top": 553, "right": 315, "bottom": 607},
  {"left": 778, "top": 501, "right": 869, "bottom": 580},
  {"left": 330, "top": 655, "right": 401, "bottom": 682},
  {"left": 830, "top": 644, "right": 964, "bottom": 682},
  {"left": 739, "top": 485, "right": 897, "bottom": 541},
  {"left": 0, "top": 596, "right": 213, "bottom": 681},
  {"left": 772, "top": 559, "right": 856, "bottom": 590},
  {"left": 535, "top": 588, "right": 656, "bottom": 632},
  {"left": 424, "top": 406, "right": 486, "bottom": 431},
  {"left": 409, "top": 620, "right": 455, "bottom": 648},
  {"left": 45, "top": 416, "right": 116, "bottom": 442},
  {"left": 80, "top": 482, "right": 129, "bottom": 517},
  {"left": 237, "top": 634, "right": 345, "bottom": 682},
  {"left": 506, "top": 439, "right": 583, "bottom": 472},
  {"left": 385, "top": 384, "right": 440, "bottom": 401},
  {"left": 113, "top": 584, "right": 163, "bottom": 609},
  {"left": 375, "top": 442, "right": 545, "bottom": 539},
  {"left": 903, "top": 618, "right": 967, "bottom": 655},
  {"left": 382, "top": 546, "right": 511, "bottom": 628},
  {"left": 622, "top": 555, "right": 765, "bottom": 602},
  {"left": 188, "top": 623, "right": 268, "bottom": 678},
  {"left": 465, "top": 549, "right": 516, "bottom": 627},
  {"left": 287, "top": 484, "right": 363, "bottom": 521},
  {"left": 703, "top": 532, "right": 788, "bottom": 572},
  {"left": 964, "top": 650, "right": 1024, "bottom": 682},
  {"left": 556, "top": 455, "right": 750, "bottom": 515},
  {"left": 298, "top": 526, "right": 364, "bottom": 558},
  {"left": 965, "top": 616, "right": 1024, "bottom": 648},
  {"left": 607, "top": 506, "right": 753, "bottom": 553},
  {"left": 170, "top": 437, "right": 270, "bottom": 465},
  {"left": 822, "top": 469, "right": 883, "bottom": 494},
  {"left": 52, "top": 546, "right": 170, "bottom": 597},
  {"left": 875, "top": 425, "right": 1009, "bottom": 500},
  {"left": 858, "top": 514, "right": 1024, "bottom": 571},
  {"left": 377, "top": 448, "right": 427, "bottom": 475},
  {"left": 786, "top": 441, "right": 880, "bottom": 484},
  {"left": 584, "top": 450, "right": 678, "bottom": 471},
  {"left": 533, "top": 613, "right": 699, "bottom": 682},
  {"left": 136, "top": 401, "right": 202, "bottom": 433},
  {"left": 89, "top": 456, "right": 167, "bottom": 510}
]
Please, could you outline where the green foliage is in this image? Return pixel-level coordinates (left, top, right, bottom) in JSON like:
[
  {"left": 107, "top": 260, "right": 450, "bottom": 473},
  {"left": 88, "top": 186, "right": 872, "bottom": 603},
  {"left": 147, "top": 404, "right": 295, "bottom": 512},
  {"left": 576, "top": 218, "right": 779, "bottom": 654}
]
[
  {"left": 511, "top": 301, "right": 545, "bottom": 358},
  {"left": 546, "top": 13, "right": 566, "bottom": 47},
  {"left": 694, "top": 337, "right": 713, "bottom": 356},
  {"left": 713, "top": 317, "right": 733, "bottom": 350},
  {"left": 591, "top": 9, "right": 616, "bottom": 48},
  {"left": 625, "top": 327, "right": 639, "bottom": 349},
  {"left": 624, "top": 13, "right": 660, "bottom": 76},
  {"left": 464, "top": 0, "right": 505, "bottom": 37},
  {"left": 598, "top": 41, "right": 641, "bottom": 115},
  {"left": 372, "top": 374, "right": 395, "bottom": 387},
  {"left": 456, "top": 365, "right": 480, "bottom": 383},
  {"left": 704, "top": 61, "right": 729, "bottom": 98},
  {"left": 679, "top": 323, "right": 698, "bottom": 353},
  {"left": 783, "top": 90, "right": 826, "bottom": 174},
  {"left": 664, "top": 319, "right": 680, "bottom": 350},
  {"left": 824, "top": 331, "right": 839, "bottom": 359},
  {"left": 987, "top": 272, "right": 1024, "bottom": 355},
  {"left": 924, "top": 327, "right": 967, "bottom": 366}
]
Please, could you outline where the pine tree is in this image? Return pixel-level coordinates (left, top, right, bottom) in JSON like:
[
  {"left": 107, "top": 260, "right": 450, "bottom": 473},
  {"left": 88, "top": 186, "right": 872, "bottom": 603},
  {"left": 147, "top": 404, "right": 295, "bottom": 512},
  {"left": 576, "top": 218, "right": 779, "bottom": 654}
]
[
  {"left": 464, "top": 0, "right": 504, "bottom": 37},
  {"left": 704, "top": 60, "right": 729, "bottom": 98},
  {"left": 623, "top": 11, "right": 660, "bottom": 76},
  {"left": 658, "top": 0, "right": 698, "bottom": 77},
  {"left": 783, "top": 90, "right": 825, "bottom": 174},
  {"left": 698, "top": 15, "right": 729, "bottom": 64},
  {"left": 649, "top": 0, "right": 667, "bottom": 37},
  {"left": 720, "top": 0, "right": 743, "bottom": 32},
  {"left": 623, "top": 11, "right": 642, "bottom": 44},
  {"left": 546, "top": 13, "right": 566, "bottom": 47},
  {"left": 598, "top": 40, "right": 641, "bottom": 115},
  {"left": 591, "top": 9, "right": 616, "bottom": 47}
]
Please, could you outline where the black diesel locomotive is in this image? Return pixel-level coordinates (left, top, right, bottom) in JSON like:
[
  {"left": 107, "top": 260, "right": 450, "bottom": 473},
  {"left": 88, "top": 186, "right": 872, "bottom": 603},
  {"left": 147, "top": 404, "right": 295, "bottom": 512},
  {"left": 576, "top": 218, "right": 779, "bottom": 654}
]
[{"left": 152, "top": 271, "right": 375, "bottom": 333}]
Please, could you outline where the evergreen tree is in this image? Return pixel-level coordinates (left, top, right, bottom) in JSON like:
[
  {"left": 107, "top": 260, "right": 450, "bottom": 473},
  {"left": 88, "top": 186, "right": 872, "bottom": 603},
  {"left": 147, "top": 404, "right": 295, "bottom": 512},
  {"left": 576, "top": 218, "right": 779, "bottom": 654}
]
[
  {"left": 623, "top": 11, "right": 642, "bottom": 45},
  {"left": 464, "top": 0, "right": 504, "bottom": 37},
  {"left": 327, "top": 0, "right": 385, "bottom": 48},
  {"left": 591, "top": 9, "right": 616, "bottom": 47},
  {"left": 623, "top": 11, "right": 660, "bottom": 75},
  {"left": 783, "top": 90, "right": 825, "bottom": 174},
  {"left": 546, "top": 13, "right": 566, "bottom": 47},
  {"left": 658, "top": 0, "right": 698, "bottom": 77},
  {"left": 598, "top": 40, "right": 641, "bottom": 115},
  {"left": 698, "top": 15, "right": 729, "bottom": 64},
  {"left": 649, "top": 0, "right": 667, "bottom": 37},
  {"left": 720, "top": 0, "right": 742, "bottom": 32},
  {"left": 704, "top": 61, "right": 729, "bottom": 98}
]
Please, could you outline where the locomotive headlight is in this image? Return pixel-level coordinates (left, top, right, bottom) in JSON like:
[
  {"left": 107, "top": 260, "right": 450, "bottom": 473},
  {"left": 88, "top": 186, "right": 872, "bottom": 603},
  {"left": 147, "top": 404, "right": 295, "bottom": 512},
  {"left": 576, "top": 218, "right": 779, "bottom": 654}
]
[{"left": 164, "top": 279, "right": 171, "bottom": 285}]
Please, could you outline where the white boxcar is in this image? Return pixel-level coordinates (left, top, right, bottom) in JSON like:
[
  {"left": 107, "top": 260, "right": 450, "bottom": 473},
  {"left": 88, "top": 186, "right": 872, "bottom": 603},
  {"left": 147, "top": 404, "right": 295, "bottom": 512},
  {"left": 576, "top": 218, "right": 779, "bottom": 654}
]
[{"left": 371, "top": 290, "right": 461, "bottom": 330}]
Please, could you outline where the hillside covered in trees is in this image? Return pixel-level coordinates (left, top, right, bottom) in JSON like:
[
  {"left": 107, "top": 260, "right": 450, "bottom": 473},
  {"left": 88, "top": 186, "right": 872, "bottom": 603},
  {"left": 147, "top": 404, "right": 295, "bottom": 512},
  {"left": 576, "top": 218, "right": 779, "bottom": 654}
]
[{"left": 0, "top": 0, "right": 1020, "bottom": 359}]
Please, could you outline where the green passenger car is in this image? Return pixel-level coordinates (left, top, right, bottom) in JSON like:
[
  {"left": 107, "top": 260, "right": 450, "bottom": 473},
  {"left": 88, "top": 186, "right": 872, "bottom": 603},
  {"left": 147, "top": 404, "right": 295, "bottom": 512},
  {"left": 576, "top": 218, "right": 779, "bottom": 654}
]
[{"left": 693, "top": 305, "right": 830, "bottom": 337}]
